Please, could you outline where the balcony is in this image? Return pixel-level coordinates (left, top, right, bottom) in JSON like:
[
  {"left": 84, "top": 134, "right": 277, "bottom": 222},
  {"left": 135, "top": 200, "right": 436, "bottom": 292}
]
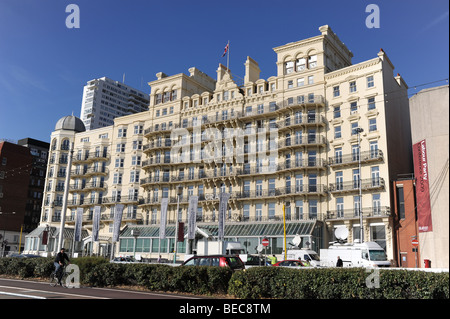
[
  {"left": 278, "top": 135, "right": 327, "bottom": 149},
  {"left": 325, "top": 206, "right": 390, "bottom": 221},
  {"left": 328, "top": 150, "right": 384, "bottom": 168},
  {"left": 234, "top": 184, "right": 327, "bottom": 199},
  {"left": 328, "top": 178, "right": 385, "bottom": 194}
]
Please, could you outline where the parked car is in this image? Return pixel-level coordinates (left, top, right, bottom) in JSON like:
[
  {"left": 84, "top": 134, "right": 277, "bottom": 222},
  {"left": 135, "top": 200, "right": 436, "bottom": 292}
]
[
  {"left": 181, "top": 255, "right": 245, "bottom": 271},
  {"left": 272, "top": 260, "right": 308, "bottom": 268},
  {"left": 8, "top": 253, "right": 41, "bottom": 258},
  {"left": 244, "top": 255, "right": 271, "bottom": 268},
  {"left": 111, "top": 256, "right": 138, "bottom": 263}
]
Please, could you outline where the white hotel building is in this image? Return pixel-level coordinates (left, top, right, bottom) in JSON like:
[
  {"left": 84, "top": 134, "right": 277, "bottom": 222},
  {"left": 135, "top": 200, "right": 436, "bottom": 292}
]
[
  {"left": 80, "top": 77, "right": 150, "bottom": 130},
  {"left": 25, "top": 26, "right": 412, "bottom": 264}
]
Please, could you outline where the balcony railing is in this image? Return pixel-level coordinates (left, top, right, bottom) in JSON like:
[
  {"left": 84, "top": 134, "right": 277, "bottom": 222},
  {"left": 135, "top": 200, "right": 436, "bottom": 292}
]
[
  {"left": 326, "top": 206, "right": 390, "bottom": 220},
  {"left": 328, "top": 178, "right": 385, "bottom": 193},
  {"left": 328, "top": 150, "right": 384, "bottom": 167}
]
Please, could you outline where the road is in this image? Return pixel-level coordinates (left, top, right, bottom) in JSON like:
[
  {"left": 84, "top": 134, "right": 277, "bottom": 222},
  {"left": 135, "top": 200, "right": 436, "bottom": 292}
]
[{"left": 0, "top": 277, "right": 205, "bottom": 299}]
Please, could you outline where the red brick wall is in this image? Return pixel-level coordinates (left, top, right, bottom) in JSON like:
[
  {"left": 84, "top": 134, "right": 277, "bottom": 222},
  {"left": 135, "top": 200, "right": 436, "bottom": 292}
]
[
  {"left": 0, "top": 142, "right": 33, "bottom": 232},
  {"left": 392, "top": 179, "right": 420, "bottom": 268}
]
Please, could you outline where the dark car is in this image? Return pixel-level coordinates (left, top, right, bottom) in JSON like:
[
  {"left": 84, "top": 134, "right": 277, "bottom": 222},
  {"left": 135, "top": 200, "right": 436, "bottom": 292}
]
[
  {"left": 273, "top": 260, "right": 307, "bottom": 267},
  {"left": 245, "top": 255, "right": 271, "bottom": 267},
  {"left": 181, "top": 255, "right": 245, "bottom": 271}
]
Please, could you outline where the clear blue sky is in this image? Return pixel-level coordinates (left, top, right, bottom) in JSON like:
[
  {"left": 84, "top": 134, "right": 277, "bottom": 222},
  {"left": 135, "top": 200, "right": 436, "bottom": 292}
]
[{"left": 0, "top": 0, "right": 448, "bottom": 143}]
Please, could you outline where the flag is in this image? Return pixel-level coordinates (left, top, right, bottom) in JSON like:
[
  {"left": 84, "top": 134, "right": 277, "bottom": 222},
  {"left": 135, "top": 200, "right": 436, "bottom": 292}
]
[{"left": 221, "top": 42, "right": 229, "bottom": 57}]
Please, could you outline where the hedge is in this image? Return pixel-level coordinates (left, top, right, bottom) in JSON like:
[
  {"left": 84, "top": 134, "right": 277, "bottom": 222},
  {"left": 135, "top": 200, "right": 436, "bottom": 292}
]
[
  {"left": 227, "top": 267, "right": 449, "bottom": 299},
  {"left": 0, "top": 257, "right": 448, "bottom": 299}
]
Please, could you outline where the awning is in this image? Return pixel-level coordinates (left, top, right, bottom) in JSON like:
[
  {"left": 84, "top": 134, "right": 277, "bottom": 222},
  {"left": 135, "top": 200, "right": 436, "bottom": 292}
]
[
  {"left": 25, "top": 226, "right": 89, "bottom": 240},
  {"left": 120, "top": 220, "right": 320, "bottom": 239}
]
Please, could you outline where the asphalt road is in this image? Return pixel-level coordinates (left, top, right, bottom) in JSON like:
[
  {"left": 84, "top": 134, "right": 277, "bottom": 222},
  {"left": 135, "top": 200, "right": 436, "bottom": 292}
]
[{"left": 0, "top": 277, "right": 205, "bottom": 300}]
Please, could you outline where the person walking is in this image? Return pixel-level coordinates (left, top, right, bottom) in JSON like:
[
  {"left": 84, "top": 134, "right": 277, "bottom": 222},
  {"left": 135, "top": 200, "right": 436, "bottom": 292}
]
[{"left": 336, "top": 256, "right": 343, "bottom": 267}]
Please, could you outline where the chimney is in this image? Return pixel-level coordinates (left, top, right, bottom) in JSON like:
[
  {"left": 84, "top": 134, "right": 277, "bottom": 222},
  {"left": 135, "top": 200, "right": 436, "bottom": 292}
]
[{"left": 244, "top": 56, "right": 260, "bottom": 84}]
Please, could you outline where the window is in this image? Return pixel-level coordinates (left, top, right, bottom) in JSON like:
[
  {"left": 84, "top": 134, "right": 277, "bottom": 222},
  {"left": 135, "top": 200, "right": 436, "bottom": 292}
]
[
  {"left": 285, "top": 61, "right": 294, "bottom": 74},
  {"left": 155, "top": 93, "right": 162, "bottom": 105},
  {"left": 296, "top": 58, "right": 306, "bottom": 71},
  {"left": 370, "top": 141, "right": 379, "bottom": 158},
  {"left": 308, "top": 55, "right": 317, "bottom": 68},
  {"left": 134, "top": 125, "right": 143, "bottom": 135},
  {"left": 350, "top": 101, "right": 358, "bottom": 114},
  {"left": 349, "top": 81, "right": 357, "bottom": 93},
  {"left": 371, "top": 166, "right": 380, "bottom": 186},
  {"left": 353, "top": 169, "right": 360, "bottom": 189},
  {"left": 243, "top": 204, "right": 250, "bottom": 221},
  {"left": 369, "top": 118, "right": 377, "bottom": 132},
  {"left": 373, "top": 193, "right": 381, "bottom": 216},
  {"left": 334, "top": 147, "right": 343, "bottom": 164},
  {"left": 297, "top": 78, "right": 304, "bottom": 87},
  {"left": 118, "top": 128, "right": 127, "bottom": 138},
  {"left": 268, "top": 202, "right": 276, "bottom": 220},
  {"left": 367, "top": 76, "right": 374, "bottom": 88},
  {"left": 293, "top": 200, "right": 303, "bottom": 220},
  {"left": 116, "top": 143, "right": 125, "bottom": 153},
  {"left": 336, "top": 171, "right": 343, "bottom": 190},
  {"left": 333, "top": 86, "right": 340, "bottom": 97},
  {"left": 308, "top": 76, "right": 314, "bottom": 84},
  {"left": 368, "top": 97, "right": 376, "bottom": 110},
  {"left": 334, "top": 125, "right": 342, "bottom": 139},
  {"left": 336, "top": 197, "right": 344, "bottom": 218},
  {"left": 351, "top": 122, "right": 359, "bottom": 135},
  {"left": 255, "top": 204, "right": 262, "bottom": 221},
  {"left": 308, "top": 200, "right": 317, "bottom": 219},
  {"left": 288, "top": 80, "right": 293, "bottom": 88},
  {"left": 333, "top": 105, "right": 341, "bottom": 118}
]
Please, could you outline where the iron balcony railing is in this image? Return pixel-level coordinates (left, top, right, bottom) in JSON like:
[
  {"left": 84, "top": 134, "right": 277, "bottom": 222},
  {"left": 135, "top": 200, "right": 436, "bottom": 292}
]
[
  {"left": 328, "top": 178, "right": 385, "bottom": 193},
  {"left": 328, "top": 150, "right": 384, "bottom": 167},
  {"left": 326, "top": 206, "right": 390, "bottom": 220}
]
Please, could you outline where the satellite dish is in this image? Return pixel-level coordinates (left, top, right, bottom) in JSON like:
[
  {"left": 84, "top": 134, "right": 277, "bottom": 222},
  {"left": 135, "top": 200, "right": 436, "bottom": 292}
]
[
  {"left": 335, "top": 227, "right": 349, "bottom": 241},
  {"left": 292, "top": 235, "right": 302, "bottom": 247}
]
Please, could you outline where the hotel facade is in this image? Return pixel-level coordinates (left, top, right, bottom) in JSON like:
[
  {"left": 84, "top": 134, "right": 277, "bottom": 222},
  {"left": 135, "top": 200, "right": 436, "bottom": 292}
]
[{"left": 25, "top": 26, "right": 412, "bottom": 264}]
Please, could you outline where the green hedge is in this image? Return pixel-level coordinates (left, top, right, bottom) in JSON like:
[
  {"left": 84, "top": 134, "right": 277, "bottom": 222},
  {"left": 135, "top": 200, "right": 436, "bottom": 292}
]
[
  {"left": 228, "top": 267, "right": 449, "bottom": 299},
  {"left": 0, "top": 257, "right": 447, "bottom": 299}
]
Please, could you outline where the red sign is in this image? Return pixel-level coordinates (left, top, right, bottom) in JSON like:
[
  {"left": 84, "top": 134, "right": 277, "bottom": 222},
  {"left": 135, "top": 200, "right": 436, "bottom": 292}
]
[
  {"left": 413, "top": 140, "right": 433, "bottom": 232},
  {"left": 262, "top": 238, "right": 269, "bottom": 247},
  {"left": 411, "top": 239, "right": 419, "bottom": 247},
  {"left": 177, "top": 222, "right": 185, "bottom": 242}
]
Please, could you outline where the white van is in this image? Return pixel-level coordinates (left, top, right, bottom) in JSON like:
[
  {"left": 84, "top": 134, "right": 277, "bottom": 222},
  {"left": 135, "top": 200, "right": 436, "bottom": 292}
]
[
  {"left": 320, "top": 241, "right": 391, "bottom": 268},
  {"left": 286, "top": 249, "right": 321, "bottom": 267}
]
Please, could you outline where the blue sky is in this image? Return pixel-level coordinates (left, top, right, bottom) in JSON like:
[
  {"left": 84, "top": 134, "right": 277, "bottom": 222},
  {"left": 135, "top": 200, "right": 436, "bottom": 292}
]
[{"left": 0, "top": 0, "right": 448, "bottom": 143}]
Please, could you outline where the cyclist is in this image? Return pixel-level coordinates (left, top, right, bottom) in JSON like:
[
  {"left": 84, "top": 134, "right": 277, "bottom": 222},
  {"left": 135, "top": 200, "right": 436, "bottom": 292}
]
[{"left": 54, "top": 248, "right": 70, "bottom": 285}]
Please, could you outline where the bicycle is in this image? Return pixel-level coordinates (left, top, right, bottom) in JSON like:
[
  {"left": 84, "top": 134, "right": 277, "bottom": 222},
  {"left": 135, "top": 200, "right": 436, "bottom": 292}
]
[{"left": 49, "top": 265, "right": 68, "bottom": 288}]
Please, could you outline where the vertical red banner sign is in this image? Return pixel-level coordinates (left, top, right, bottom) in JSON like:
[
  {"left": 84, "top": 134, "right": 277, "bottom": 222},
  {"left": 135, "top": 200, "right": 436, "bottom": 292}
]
[{"left": 413, "top": 139, "right": 433, "bottom": 232}]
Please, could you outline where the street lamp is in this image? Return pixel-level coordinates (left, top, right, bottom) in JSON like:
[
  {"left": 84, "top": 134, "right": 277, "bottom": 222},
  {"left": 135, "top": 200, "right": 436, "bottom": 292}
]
[
  {"left": 355, "top": 127, "right": 364, "bottom": 243},
  {"left": 173, "top": 185, "right": 182, "bottom": 264}
]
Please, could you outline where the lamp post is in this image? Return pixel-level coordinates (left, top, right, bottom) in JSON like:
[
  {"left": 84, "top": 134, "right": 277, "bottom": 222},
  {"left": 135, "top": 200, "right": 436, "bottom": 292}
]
[
  {"left": 173, "top": 185, "right": 182, "bottom": 264},
  {"left": 356, "top": 127, "right": 364, "bottom": 243}
]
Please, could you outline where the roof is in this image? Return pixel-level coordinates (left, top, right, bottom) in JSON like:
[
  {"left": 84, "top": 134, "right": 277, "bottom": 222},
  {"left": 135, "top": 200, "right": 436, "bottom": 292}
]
[
  {"left": 120, "top": 220, "right": 320, "bottom": 238},
  {"left": 55, "top": 115, "right": 86, "bottom": 133}
]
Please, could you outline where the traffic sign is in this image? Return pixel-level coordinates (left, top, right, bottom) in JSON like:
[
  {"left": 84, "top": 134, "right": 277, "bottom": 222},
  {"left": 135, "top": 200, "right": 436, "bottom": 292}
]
[
  {"left": 411, "top": 239, "right": 419, "bottom": 247},
  {"left": 262, "top": 238, "right": 269, "bottom": 247}
]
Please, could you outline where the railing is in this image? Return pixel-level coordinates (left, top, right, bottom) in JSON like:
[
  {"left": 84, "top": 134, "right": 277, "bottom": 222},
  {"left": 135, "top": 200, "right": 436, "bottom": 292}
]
[
  {"left": 328, "top": 178, "right": 385, "bottom": 193},
  {"left": 328, "top": 150, "right": 384, "bottom": 166},
  {"left": 326, "top": 206, "right": 390, "bottom": 220}
]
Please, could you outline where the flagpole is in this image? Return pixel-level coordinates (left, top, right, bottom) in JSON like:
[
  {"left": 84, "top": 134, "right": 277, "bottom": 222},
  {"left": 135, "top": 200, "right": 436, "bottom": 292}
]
[{"left": 226, "top": 40, "right": 230, "bottom": 74}]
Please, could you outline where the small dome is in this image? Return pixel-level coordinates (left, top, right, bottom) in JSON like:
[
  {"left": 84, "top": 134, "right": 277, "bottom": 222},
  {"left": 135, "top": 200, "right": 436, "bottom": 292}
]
[{"left": 55, "top": 115, "right": 86, "bottom": 133}]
